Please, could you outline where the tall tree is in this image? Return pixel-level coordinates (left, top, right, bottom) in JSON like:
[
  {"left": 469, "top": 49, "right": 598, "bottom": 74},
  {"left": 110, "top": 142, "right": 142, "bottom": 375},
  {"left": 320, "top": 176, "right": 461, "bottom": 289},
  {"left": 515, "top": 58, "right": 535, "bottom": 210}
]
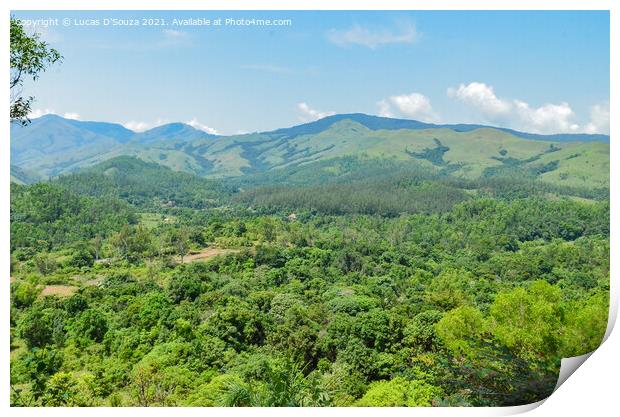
[
  {"left": 171, "top": 227, "right": 190, "bottom": 263},
  {"left": 10, "top": 17, "right": 62, "bottom": 125}
]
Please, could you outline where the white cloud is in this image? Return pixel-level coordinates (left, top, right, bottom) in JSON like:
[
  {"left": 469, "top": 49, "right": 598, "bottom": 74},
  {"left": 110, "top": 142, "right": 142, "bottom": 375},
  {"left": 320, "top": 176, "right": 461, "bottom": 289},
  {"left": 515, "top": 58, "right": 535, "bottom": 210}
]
[
  {"left": 122, "top": 121, "right": 151, "bottom": 132},
  {"left": 583, "top": 103, "right": 610, "bottom": 135},
  {"left": 186, "top": 118, "right": 218, "bottom": 135},
  {"left": 123, "top": 118, "right": 169, "bottom": 132},
  {"left": 28, "top": 108, "right": 54, "bottom": 119},
  {"left": 377, "top": 92, "right": 439, "bottom": 123},
  {"left": 513, "top": 100, "right": 579, "bottom": 134},
  {"left": 447, "top": 82, "right": 511, "bottom": 116},
  {"left": 377, "top": 100, "right": 394, "bottom": 118},
  {"left": 297, "top": 102, "right": 336, "bottom": 122},
  {"left": 29, "top": 109, "right": 80, "bottom": 120},
  {"left": 447, "top": 81, "right": 609, "bottom": 134},
  {"left": 327, "top": 21, "right": 418, "bottom": 49},
  {"left": 63, "top": 112, "right": 80, "bottom": 120}
]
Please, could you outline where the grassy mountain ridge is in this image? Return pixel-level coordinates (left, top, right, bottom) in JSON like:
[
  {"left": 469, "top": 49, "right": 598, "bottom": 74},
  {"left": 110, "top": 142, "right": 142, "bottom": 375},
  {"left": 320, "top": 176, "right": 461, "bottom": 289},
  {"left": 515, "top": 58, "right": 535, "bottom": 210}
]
[
  {"left": 10, "top": 115, "right": 216, "bottom": 178},
  {"left": 269, "top": 113, "right": 610, "bottom": 143},
  {"left": 10, "top": 113, "right": 609, "bottom": 188}
]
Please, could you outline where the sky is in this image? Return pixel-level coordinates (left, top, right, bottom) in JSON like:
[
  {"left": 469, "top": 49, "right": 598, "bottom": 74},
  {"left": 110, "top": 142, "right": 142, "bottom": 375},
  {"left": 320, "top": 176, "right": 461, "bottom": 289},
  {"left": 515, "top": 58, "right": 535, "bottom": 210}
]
[{"left": 13, "top": 10, "right": 610, "bottom": 135}]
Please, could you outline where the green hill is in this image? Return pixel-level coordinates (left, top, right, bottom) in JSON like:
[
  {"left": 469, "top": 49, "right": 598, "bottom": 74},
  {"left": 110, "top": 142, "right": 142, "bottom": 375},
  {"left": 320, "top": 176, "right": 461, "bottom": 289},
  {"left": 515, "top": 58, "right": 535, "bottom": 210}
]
[
  {"left": 178, "top": 120, "right": 608, "bottom": 188},
  {"left": 54, "top": 156, "right": 231, "bottom": 209},
  {"left": 11, "top": 114, "right": 609, "bottom": 189}
]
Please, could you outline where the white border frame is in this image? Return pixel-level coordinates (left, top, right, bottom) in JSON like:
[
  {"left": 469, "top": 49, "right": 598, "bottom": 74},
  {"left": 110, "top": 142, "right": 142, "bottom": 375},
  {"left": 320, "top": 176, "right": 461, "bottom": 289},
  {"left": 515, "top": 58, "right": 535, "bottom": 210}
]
[{"left": 2, "top": 1, "right": 616, "bottom": 416}]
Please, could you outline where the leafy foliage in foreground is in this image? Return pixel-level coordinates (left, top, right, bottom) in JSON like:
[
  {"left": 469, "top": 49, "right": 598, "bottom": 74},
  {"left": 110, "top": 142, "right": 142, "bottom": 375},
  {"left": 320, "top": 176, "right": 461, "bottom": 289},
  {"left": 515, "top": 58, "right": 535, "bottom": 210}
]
[{"left": 10, "top": 173, "right": 609, "bottom": 406}]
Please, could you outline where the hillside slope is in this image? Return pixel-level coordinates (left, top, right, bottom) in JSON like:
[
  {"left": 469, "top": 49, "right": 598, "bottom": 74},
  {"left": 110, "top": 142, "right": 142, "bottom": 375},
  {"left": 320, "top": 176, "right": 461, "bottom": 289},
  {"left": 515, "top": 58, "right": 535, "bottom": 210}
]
[
  {"left": 10, "top": 113, "right": 609, "bottom": 188},
  {"left": 54, "top": 156, "right": 230, "bottom": 209}
]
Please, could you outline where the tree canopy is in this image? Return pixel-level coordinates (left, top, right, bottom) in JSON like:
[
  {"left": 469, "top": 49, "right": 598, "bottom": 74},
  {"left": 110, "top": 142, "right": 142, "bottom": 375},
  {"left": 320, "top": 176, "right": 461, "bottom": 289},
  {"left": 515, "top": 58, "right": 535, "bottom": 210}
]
[{"left": 10, "top": 17, "right": 62, "bottom": 125}]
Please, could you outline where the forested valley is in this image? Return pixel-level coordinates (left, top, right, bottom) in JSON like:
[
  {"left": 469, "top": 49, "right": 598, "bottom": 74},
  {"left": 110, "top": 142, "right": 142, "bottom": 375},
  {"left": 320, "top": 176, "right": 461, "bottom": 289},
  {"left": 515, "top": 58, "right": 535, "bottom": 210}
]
[{"left": 10, "top": 156, "right": 609, "bottom": 407}]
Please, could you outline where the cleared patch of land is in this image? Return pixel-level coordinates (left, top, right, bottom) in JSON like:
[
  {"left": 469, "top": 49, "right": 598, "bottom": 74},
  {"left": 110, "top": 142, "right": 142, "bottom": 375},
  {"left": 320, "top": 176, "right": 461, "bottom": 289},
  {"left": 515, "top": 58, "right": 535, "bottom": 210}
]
[
  {"left": 39, "top": 285, "right": 78, "bottom": 298},
  {"left": 182, "top": 248, "right": 240, "bottom": 264}
]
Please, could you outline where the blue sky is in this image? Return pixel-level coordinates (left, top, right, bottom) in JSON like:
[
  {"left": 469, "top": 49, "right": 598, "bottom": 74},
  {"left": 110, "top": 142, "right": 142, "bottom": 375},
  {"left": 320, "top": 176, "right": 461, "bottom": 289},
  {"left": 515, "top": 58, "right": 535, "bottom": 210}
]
[{"left": 13, "top": 10, "right": 610, "bottom": 135}]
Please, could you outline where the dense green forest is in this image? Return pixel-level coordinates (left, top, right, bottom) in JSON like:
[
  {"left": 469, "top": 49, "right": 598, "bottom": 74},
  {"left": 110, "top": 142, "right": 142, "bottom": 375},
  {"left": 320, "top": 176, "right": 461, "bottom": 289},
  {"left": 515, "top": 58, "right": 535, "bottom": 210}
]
[
  {"left": 54, "top": 156, "right": 232, "bottom": 209},
  {"left": 10, "top": 156, "right": 609, "bottom": 407}
]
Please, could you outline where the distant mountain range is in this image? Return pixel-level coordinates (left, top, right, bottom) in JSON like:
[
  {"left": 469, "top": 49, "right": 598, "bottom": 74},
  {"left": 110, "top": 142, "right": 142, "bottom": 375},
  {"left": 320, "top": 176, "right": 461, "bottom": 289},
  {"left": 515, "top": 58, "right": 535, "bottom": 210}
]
[
  {"left": 10, "top": 113, "right": 610, "bottom": 188},
  {"left": 270, "top": 113, "right": 610, "bottom": 144}
]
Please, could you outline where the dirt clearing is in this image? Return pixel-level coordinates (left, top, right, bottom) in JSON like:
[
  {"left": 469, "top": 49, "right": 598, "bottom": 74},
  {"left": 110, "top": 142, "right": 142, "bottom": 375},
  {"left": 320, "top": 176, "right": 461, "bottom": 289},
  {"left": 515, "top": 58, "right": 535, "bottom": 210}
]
[
  {"left": 182, "top": 248, "right": 240, "bottom": 264},
  {"left": 39, "top": 285, "right": 78, "bottom": 298}
]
